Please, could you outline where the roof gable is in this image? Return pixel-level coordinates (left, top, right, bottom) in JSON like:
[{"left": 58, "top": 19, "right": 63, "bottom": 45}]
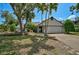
[{"left": 39, "top": 17, "right": 63, "bottom": 26}]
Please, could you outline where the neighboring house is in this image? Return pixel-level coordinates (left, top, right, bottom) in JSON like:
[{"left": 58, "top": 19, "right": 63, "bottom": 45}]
[{"left": 37, "top": 17, "right": 64, "bottom": 33}]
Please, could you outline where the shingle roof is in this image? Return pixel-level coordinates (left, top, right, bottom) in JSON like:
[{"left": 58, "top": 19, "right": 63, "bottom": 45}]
[{"left": 38, "top": 16, "right": 63, "bottom": 26}]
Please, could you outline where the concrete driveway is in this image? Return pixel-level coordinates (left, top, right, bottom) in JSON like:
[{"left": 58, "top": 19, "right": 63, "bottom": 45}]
[{"left": 48, "top": 34, "right": 79, "bottom": 51}]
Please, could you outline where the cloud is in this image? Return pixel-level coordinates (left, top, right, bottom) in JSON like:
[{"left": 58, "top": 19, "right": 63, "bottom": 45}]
[
  {"left": 57, "top": 17, "right": 63, "bottom": 21},
  {"left": 67, "top": 15, "right": 77, "bottom": 21}
]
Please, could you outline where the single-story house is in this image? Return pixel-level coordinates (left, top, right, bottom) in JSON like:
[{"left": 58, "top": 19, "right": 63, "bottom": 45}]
[{"left": 37, "top": 17, "right": 64, "bottom": 33}]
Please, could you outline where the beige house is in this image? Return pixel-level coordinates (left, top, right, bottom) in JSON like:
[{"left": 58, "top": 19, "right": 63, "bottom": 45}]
[{"left": 37, "top": 17, "right": 64, "bottom": 33}]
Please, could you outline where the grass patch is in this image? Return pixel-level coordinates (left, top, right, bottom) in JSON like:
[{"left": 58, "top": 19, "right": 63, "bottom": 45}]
[
  {"left": 0, "top": 34, "right": 73, "bottom": 55},
  {"left": 0, "top": 35, "right": 54, "bottom": 55},
  {"left": 69, "top": 32, "right": 79, "bottom": 36},
  {"left": 0, "top": 35, "right": 33, "bottom": 54}
]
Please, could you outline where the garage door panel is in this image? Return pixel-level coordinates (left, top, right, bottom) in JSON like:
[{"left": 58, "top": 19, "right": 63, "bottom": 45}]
[{"left": 47, "top": 26, "right": 64, "bottom": 33}]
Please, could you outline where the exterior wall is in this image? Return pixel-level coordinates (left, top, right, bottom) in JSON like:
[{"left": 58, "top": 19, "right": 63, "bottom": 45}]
[
  {"left": 38, "top": 19, "right": 64, "bottom": 33},
  {"left": 48, "top": 19, "right": 62, "bottom": 26},
  {"left": 41, "top": 19, "right": 62, "bottom": 26}
]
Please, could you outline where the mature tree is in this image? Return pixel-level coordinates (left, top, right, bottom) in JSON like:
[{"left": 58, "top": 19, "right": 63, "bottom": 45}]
[
  {"left": 23, "top": 4, "right": 35, "bottom": 23},
  {"left": 64, "top": 19, "right": 75, "bottom": 33},
  {"left": 1, "top": 11, "right": 17, "bottom": 32},
  {"left": 10, "top": 3, "right": 36, "bottom": 33},
  {"left": 20, "top": 4, "right": 36, "bottom": 32},
  {"left": 10, "top": 3, "right": 27, "bottom": 33}
]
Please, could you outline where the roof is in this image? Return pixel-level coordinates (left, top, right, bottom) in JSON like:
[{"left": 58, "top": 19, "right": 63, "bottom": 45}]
[
  {"left": 51, "top": 17, "right": 63, "bottom": 24},
  {"left": 38, "top": 17, "right": 63, "bottom": 26},
  {"left": 33, "top": 22, "right": 40, "bottom": 26}
]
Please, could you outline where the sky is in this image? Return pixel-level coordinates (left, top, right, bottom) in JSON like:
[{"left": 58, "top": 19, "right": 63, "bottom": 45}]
[{"left": 0, "top": 3, "right": 79, "bottom": 24}]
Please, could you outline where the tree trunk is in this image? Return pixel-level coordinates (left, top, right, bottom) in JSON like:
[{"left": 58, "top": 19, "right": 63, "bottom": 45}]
[
  {"left": 29, "top": 19, "right": 32, "bottom": 23},
  {"left": 44, "top": 11, "right": 48, "bottom": 37},
  {"left": 24, "top": 18, "right": 29, "bottom": 33},
  {"left": 18, "top": 18, "right": 23, "bottom": 34},
  {"left": 41, "top": 12, "right": 43, "bottom": 33}
]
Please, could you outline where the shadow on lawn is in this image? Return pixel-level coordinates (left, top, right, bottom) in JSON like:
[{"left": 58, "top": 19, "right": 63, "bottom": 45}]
[
  {"left": 0, "top": 35, "right": 33, "bottom": 54},
  {"left": 27, "top": 35, "right": 55, "bottom": 55},
  {"left": 0, "top": 35, "right": 55, "bottom": 55}
]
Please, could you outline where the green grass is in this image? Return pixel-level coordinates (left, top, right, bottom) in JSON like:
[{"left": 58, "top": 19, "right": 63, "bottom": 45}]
[{"left": 70, "top": 32, "right": 79, "bottom": 36}]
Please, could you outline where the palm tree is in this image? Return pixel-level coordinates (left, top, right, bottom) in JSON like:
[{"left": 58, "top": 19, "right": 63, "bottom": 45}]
[
  {"left": 36, "top": 3, "right": 46, "bottom": 34},
  {"left": 36, "top": 3, "right": 45, "bottom": 21},
  {"left": 36, "top": 3, "right": 49, "bottom": 38},
  {"left": 36, "top": 3, "right": 58, "bottom": 38},
  {"left": 70, "top": 5, "right": 75, "bottom": 15},
  {"left": 70, "top": 4, "right": 79, "bottom": 14},
  {"left": 48, "top": 3, "right": 58, "bottom": 17},
  {"left": 44, "top": 3, "right": 58, "bottom": 37}
]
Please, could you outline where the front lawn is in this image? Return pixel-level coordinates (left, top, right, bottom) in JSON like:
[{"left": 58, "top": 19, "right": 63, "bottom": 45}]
[
  {"left": 0, "top": 35, "right": 33, "bottom": 54},
  {"left": 0, "top": 35, "right": 55, "bottom": 55},
  {"left": 0, "top": 34, "right": 78, "bottom": 55}
]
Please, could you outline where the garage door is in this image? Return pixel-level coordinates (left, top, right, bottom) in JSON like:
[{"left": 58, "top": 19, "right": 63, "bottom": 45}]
[{"left": 46, "top": 26, "right": 64, "bottom": 33}]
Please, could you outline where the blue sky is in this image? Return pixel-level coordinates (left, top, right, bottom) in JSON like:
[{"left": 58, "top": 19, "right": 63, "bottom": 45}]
[{"left": 0, "top": 3, "right": 79, "bottom": 24}]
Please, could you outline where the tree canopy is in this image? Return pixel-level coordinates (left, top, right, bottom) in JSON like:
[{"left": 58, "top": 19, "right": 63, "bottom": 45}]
[{"left": 64, "top": 19, "right": 75, "bottom": 33}]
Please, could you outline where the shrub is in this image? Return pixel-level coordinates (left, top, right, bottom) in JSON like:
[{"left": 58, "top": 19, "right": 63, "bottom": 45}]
[
  {"left": 0, "top": 24, "right": 8, "bottom": 31},
  {"left": 64, "top": 19, "right": 75, "bottom": 33},
  {"left": 75, "top": 25, "right": 79, "bottom": 32},
  {"left": 10, "top": 24, "right": 16, "bottom": 32},
  {"left": 26, "top": 22, "right": 37, "bottom": 32}
]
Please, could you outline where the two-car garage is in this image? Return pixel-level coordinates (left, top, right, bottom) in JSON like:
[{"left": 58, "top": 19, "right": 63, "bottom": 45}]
[{"left": 46, "top": 26, "right": 64, "bottom": 33}]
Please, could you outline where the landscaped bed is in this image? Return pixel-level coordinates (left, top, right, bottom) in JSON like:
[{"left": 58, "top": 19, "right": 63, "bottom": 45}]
[{"left": 0, "top": 34, "right": 78, "bottom": 55}]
